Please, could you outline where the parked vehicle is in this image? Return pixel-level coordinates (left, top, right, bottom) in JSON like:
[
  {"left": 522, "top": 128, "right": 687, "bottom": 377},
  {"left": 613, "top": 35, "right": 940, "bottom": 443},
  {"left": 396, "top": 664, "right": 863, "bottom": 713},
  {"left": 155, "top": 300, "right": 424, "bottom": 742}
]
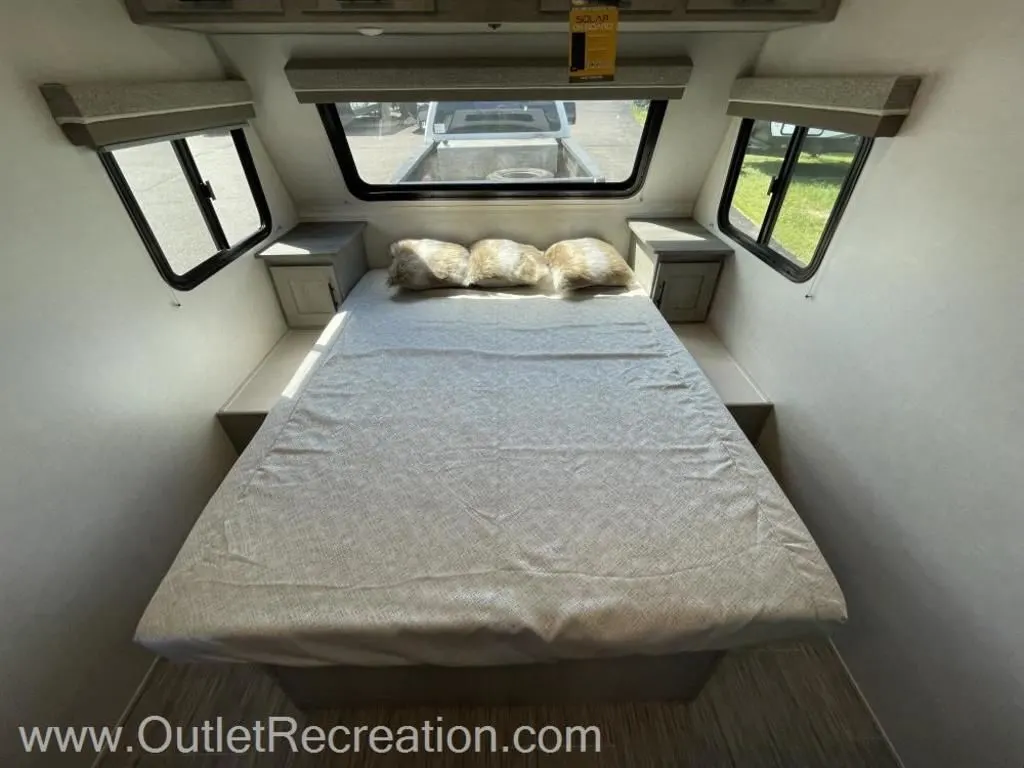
[
  {"left": 340, "top": 101, "right": 422, "bottom": 125},
  {"left": 416, "top": 100, "right": 575, "bottom": 130},
  {"left": 396, "top": 100, "right": 600, "bottom": 183},
  {"left": 749, "top": 121, "right": 861, "bottom": 155}
]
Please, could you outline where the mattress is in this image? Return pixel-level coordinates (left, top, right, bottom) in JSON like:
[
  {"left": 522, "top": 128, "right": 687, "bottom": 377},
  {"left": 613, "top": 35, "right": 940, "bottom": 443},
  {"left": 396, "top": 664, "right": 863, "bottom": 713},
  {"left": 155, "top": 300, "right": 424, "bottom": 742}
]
[{"left": 136, "top": 270, "right": 846, "bottom": 666}]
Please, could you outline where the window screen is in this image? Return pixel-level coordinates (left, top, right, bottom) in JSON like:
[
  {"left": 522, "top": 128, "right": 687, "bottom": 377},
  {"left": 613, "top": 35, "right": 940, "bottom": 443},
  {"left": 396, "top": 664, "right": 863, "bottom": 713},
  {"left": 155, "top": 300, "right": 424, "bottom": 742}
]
[
  {"left": 319, "top": 99, "right": 666, "bottom": 200},
  {"left": 719, "top": 118, "right": 873, "bottom": 282},
  {"left": 101, "top": 128, "right": 271, "bottom": 290}
]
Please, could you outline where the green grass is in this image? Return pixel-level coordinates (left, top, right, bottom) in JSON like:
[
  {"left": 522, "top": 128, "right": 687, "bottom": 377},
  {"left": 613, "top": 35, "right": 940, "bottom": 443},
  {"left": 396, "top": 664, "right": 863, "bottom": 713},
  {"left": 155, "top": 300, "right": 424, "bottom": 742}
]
[
  {"left": 731, "top": 153, "right": 850, "bottom": 265},
  {"left": 631, "top": 102, "right": 649, "bottom": 125}
]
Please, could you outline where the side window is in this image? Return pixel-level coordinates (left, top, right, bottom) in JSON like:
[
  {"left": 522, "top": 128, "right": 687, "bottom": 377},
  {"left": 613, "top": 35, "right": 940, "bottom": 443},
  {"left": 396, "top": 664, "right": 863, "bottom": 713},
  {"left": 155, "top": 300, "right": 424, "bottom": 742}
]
[
  {"left": 101, "top": 129, "right": 271, "bottom": 291},
  {"left": 719, "top": 118, "right": 873, "bottom": 282}
]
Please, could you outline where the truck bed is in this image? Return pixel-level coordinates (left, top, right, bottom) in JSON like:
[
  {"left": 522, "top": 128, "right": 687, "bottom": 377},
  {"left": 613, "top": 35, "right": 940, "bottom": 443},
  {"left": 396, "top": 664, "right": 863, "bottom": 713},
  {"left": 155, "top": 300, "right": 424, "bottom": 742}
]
[{"left": 395, "top": 137, "right": 603, "bottom": 184}]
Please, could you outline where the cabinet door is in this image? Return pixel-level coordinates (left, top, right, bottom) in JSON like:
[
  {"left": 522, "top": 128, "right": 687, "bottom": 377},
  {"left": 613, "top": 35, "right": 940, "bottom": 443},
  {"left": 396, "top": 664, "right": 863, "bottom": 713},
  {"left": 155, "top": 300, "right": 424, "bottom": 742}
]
[
  {"left": 137, "top": 0, "right": 283, "bottom": 12},
  {"left": 270, "top": 266, "right": 340, "bottom": 329},
  {"left": 653, "top": 262, "right": 721, "bottom": 323},
  {"left": 539, "top": 0, "right": 677, "bottom": 12},
  {"left": 293, "top": 0, "right": 436, "bottom": 13},
  {"left": 686, "top": 0, "right": 825, "bottom": 11}
]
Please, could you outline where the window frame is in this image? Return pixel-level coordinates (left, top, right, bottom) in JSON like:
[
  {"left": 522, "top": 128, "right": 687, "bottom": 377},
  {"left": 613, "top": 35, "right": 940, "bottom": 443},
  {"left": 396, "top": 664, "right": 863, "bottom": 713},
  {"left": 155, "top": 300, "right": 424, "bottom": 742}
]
[
  {"left": 717, "top": 118, "right": 874, "bottom": 283},
  {"left": 317, "top": 100, "right": 668, "bottom": 202},
  {"left": 100, "top": 128, "right": 272, "bottom": 291}
]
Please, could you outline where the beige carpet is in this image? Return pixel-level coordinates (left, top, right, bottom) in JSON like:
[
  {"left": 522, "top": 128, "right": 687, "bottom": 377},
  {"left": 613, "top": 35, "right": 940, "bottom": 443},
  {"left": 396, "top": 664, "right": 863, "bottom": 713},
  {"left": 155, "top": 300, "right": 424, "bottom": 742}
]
[{"left": 102, "top": 640, "right": 898, "bottom": 767}]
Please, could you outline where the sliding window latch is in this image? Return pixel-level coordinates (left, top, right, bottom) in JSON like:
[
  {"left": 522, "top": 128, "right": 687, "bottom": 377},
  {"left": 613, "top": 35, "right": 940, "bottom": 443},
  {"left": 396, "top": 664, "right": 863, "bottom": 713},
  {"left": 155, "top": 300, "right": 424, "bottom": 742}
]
[
  {"left": 767, "top": 175, "right": 780, "bottom": 197},
  {"left": 201, "top": 180, "right": 217, "bottom": 201}
]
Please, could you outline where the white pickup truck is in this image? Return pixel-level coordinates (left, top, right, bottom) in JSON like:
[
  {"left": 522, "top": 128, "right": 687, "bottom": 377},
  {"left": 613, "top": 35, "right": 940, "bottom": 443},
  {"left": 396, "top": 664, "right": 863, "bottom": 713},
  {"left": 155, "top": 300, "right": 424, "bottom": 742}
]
[{"left": 394, "top": 100, "right": 603, "bottom": 184}]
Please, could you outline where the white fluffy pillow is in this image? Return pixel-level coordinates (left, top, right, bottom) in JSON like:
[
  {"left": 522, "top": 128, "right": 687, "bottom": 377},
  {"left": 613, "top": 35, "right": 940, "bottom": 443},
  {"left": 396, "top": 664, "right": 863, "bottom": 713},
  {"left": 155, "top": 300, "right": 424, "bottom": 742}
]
[
  {"left": 387, "top": 239, "right": 470, "bottom": 290},
  {"left": 544, "top": 238, "right": 634, "bottom": 292},
  {"left": 466, "top": 239, "right": 547, "bottom": 288}
]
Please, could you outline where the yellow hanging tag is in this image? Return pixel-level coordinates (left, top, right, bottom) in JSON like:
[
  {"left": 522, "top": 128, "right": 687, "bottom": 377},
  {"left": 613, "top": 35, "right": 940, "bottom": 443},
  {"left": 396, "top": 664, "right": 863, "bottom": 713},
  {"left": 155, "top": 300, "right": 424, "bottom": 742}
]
[{"left": 568, "top": 1, "right": 619, "bottom": 83}]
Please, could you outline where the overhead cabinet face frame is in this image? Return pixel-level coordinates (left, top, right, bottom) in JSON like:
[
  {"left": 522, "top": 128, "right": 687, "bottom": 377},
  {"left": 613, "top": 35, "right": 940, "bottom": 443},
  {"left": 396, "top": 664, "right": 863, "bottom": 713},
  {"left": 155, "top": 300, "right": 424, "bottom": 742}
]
[
  {"left": 294, "top": 0, "right": 437, "bottom": 11},
  {"left": 124, "top": 0, "right": 842, "bottom": 25},
  {"left": 686, "top": 0, "right": 826, "bottom": 11},
  {"left": 539, "top": 0, "right": 678, "bottom": 12},
  {"left": 136, "top": 0, "right": 285, "bottom": 12}
]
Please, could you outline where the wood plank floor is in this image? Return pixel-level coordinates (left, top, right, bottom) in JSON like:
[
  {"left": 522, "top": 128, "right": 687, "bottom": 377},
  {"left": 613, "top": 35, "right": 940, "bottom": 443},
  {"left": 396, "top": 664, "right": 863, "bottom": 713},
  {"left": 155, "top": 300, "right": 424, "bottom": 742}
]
[{"left": 102, "top": 640, "right": 899, "bottom": 767}]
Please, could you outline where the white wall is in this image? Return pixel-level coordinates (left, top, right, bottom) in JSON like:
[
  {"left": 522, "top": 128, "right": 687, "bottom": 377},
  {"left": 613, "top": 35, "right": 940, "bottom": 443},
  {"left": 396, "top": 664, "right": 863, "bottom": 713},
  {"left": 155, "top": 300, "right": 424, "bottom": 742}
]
[
  {"left": 694, "top": 1, "right": 1024, "bottom": 765},
  {"left": 214, "top": 31, "right": 765, "bottom": 263},
  {"left": 0, "top": 2, "right": 294, "bottom": 763}
]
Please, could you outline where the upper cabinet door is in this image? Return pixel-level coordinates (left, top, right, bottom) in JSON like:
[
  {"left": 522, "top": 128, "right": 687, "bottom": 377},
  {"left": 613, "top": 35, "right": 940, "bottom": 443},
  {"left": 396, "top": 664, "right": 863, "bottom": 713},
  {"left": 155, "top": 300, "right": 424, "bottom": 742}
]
[
  {"left": 293, "top": 0, "right": 436, "bottom": 12},
  {"left": 539, "top": 0, "right": 678, "bottom": 12},
  {"left": 685, "top": 0, "right": 825, "bottom": 11},
  {"left": 137, "top": 0, "right": 283, "bottom": 12}
]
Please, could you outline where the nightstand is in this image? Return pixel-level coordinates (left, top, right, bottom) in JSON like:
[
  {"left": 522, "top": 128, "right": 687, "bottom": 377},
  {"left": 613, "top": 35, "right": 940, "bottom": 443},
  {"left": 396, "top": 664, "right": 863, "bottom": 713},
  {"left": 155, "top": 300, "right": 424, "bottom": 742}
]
[
  {"left": 628, "top": 219, "right": 732, "bottom": 323},
  {"left": 257, "top": 222, "right": 368, "bottom": 329}
]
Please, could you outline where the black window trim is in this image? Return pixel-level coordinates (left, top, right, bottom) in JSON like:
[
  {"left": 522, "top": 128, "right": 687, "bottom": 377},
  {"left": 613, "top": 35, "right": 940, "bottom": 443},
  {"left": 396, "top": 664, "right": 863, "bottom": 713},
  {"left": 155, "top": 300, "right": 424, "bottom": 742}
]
[
  {"left": 100, "top": 128, "right": 272, "bottom": 291},
  {"left": 717, "top": 117, "right": 874, "bottom": 283},
  {"left": 317, "top": 100, "right": 668, "bottom": 202}
]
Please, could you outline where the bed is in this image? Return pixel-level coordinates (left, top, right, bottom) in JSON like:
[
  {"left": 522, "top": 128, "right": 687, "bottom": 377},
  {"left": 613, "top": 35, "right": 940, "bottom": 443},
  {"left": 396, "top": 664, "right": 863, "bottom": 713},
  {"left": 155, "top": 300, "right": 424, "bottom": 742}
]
[{"left": 136, "top": 269, "right": 845, "bottom": 707}]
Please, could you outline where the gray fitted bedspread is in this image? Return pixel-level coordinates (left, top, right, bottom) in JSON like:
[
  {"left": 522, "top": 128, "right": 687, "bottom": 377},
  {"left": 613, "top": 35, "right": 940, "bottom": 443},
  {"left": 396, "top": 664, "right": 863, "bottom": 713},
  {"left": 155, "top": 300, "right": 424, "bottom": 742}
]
[{"left": 136, "top": 270, "right": 845, "bottom": 666}]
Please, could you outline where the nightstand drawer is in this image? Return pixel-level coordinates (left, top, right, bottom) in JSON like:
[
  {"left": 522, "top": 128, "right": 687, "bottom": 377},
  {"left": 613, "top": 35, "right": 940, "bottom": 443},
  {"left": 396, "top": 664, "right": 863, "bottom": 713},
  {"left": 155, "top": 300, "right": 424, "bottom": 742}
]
[{"left": 653, "top": 262, "right": 721, "bottom": 323}]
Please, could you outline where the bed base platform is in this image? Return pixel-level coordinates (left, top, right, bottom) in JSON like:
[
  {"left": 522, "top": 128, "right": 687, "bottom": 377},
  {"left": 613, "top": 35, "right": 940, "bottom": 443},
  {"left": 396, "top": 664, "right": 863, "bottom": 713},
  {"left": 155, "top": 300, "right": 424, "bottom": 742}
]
[{"left": 267, "top": 651, "right": 723, "bottom": 710}]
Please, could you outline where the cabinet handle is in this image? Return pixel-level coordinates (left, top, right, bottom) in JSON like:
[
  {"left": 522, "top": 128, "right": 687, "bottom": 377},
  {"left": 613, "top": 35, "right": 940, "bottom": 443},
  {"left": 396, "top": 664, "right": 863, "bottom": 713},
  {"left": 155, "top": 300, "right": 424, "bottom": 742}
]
[
  {"left": 653, "top": 280, "right": 666, "bottom": 308},
  {"left": 328, "top": 283, "right": 339, "bottom": 311}
]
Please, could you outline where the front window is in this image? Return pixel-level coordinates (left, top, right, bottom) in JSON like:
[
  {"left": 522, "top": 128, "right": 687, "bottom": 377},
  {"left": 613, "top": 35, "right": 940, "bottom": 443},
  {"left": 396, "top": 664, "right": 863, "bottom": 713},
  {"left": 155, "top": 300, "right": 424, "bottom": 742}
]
[{"left": 319, "top": 99, "right": 666, "bottom": 199}]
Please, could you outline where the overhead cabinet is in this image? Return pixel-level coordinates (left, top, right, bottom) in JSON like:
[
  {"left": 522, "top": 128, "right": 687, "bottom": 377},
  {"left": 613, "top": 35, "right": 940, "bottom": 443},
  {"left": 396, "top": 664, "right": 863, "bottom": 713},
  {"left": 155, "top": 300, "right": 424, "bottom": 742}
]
[
  {"left": 293, "top": 0, "right": 437, "bottom": 13},
  {"left": 686, "top": 0, "right": 825, "bottom": 11},
  {"left": 136, "top": 0, "right": 284, "bottom": 12},
  {"left": 539, "top": 0, "right": 679, "bottom": 13},
  {"left": 127, "top": 0, "right": 840, "bottom": 25}
]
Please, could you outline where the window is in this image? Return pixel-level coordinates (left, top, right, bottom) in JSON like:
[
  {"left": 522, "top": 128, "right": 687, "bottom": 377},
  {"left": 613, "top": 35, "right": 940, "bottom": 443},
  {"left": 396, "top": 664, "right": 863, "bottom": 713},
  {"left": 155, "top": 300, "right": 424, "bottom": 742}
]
[
  {"left": 718, "top": 118, "right": 873, "bottom": 282},
  {"left": 318, "top": 99, "right": 666, "bottom": 200},
  {"left": 101, "top": 128, "right": 271, "bottom": 290}
]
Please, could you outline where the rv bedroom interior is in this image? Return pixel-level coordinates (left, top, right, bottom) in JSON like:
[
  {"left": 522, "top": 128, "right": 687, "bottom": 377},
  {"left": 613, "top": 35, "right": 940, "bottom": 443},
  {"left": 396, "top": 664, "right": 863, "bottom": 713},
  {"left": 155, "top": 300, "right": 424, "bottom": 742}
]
[{"left": 1, "top": 0, "right": 1021, "bottom": 766}]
